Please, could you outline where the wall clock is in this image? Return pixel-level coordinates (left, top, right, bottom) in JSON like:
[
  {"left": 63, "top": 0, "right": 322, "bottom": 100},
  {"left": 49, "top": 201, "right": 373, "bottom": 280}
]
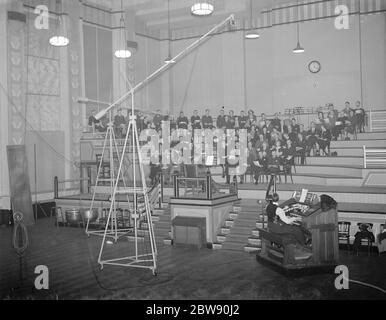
[{"left": 308, "top": 60, "right": 321, "bottom": 73}]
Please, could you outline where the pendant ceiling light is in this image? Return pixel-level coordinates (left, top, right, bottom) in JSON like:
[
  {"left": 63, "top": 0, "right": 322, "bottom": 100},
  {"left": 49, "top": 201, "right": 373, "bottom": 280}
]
[
  {"left": 164, "top": 0, "right": 175, "bottom": 64},
  {"left": 293, "top": 0, "right": 305, "bottom": 53},
  {"left": 191, "top": 2, "right": 214, "bottom": 16},
  {"left": 49, "top": 0, "right": 69, "bottom": 47},
  {"left": 115, "top": 0, "right": 131, "bottom": 59},
  {"left": 245, "top": 0, "right": 259, "bottom": 39}
]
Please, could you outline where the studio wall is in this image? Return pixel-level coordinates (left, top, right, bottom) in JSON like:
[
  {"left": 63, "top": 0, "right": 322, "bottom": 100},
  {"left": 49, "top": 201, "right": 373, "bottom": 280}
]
[{"left": 141, "top": 11, "right": 386, "bottom": 117}]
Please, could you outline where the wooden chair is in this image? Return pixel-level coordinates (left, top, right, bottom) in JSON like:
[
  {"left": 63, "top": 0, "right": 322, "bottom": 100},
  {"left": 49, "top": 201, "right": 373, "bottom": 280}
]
[
  {"left": 183, "top": 164, "right": 200, "bottom": 196},
  {"left": 355, "top": 222, "right": 374, "bottom": 256},
  {"left": 96, "top": 154, "right": 111, "bottom": 185},
  {"left": 378, "top": 224, "right": 385, "bottom": 256},
  {"left": 338, "top": 221, "right": 351, "bottom": 249},
  {"left": 244, "top": 164, "right": 254, "bottom": 183}
]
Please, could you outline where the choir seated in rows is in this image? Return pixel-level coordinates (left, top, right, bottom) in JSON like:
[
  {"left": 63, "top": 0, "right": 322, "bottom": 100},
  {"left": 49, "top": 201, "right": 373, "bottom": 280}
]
[{"left": 87, "top": 101, "right": 366, "bottom": 185}]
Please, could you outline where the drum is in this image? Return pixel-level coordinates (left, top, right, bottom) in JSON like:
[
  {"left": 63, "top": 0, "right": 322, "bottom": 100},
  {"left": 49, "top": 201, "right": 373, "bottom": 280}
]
[
  {"left": 80, "top": 208, "right": 98, "bottom": 223},
  {"left": 65, "top": 208, "right": 81, "bottom": 224}
]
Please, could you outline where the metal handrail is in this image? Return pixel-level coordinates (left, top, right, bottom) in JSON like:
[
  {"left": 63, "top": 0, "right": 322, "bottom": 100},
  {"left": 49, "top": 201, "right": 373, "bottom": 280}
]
[
  {"left": 363, "top": 146, "right": 386, "bottom": 168},
  {"left": 54, "top": 176, "right": 91, "bottom": 199},
  {"left": 369, "top": 110, "right": 386, "bottom": 132}
]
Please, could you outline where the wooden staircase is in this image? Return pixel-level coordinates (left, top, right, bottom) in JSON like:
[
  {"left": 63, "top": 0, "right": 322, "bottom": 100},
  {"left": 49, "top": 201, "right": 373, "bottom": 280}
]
[
  {"left": 152, "top": 207, "right": 173, "bottom": 246},
  {"left": 213, "top": 201, "right": 266, "bottom": 253}
]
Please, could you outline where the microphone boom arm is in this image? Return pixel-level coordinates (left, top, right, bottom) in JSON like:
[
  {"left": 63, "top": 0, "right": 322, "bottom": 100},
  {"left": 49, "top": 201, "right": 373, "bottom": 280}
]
[{"left": 95, "top": 14, "right": 235, "bottom": 120}]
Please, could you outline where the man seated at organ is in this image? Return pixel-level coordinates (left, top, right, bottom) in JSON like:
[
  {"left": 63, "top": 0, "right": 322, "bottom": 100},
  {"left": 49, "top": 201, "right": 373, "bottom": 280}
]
[{"left": 266, "top": 193, "right": 310, "bottom": 248}]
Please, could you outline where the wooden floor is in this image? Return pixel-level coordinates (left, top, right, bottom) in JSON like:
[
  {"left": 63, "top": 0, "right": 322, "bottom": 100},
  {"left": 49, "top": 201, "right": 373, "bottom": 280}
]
[{"left": 0, "top": 218, "right": 385, "bottom": 300}]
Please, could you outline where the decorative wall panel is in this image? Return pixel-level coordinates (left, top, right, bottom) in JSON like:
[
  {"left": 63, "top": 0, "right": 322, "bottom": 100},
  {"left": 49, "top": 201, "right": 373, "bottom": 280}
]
[
  {"left": 7, "top": 17, "right": 26, "bottom": 145},
  {"left": 27, "top": 56, "right": 60, "bottom": 95}
]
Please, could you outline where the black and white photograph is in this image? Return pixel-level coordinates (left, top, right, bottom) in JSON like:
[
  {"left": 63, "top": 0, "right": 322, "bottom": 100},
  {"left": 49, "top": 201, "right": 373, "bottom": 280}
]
[{"left": 0, "top": 0, "right": 385, "bottom": 306}]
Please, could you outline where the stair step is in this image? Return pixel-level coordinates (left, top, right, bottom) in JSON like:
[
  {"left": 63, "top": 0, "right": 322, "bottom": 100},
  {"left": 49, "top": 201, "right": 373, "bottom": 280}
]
[
  {"left": 217, "top": 234, "right": 227, "bottom": 243},
  {"left": 152, "top": 208, "right": 166, "bottom": 215},
  {"left": 225, "top": 220, "right": 234, "bottom": 227},
  {"left": 230, "top": 226, "right": 256, "bottom": 235},
  {"left": 225, "top": 234, "right": 249, "bottom": 243},
  {"left": 221, "top": 242, "right": 246, "bottom": 251},
  {"left": 248, "top": 237, "right": 262, "bottom": 246},
  {"left": 256, "top": 222, "right": 265, "bottom": 228},
  {"left": 212, "top": 242, "right": 223, "bottom": 250},
  {"left": 127, "top": 235, "right": 145, "bottom": 241},
  {"left": 163, "top": 238, "right": 173, "bottom": 245},
  {"left": 244, "top": 245, "right": 261, "bottom": 253},
  {"left": 229, "top": 213, "right": 238, "bottom": 220},
  {"left": 233, "top": 219, "right": 258, "bottom": 227},
  {"left": 221, "top": 227, "right": 231, "bottom": 234},
  {"left": 233, "top": 206, "right": 242, "bottom": 212},
  {"left": 252, "top": 229, "right": 260, "bottom": 237}
]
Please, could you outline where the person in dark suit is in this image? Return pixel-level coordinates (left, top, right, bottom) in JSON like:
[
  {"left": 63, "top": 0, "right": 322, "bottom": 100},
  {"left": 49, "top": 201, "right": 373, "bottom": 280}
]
[
  {"left": 318, "top": 124, "right": 332, "bottom": 156},
  {"left": 202, "top": 109, "right": 213, "bottom": 129},
  {"left": 216, "top": 108, "right": 226, "bottom": 129},
  {"left": 354, "top": 100, "right": 365, "bottom": 133},
  {"left": 177, "top": 111, "right": 189, "bottom": 129},
  {"left": 238, "top": 110, "right": 248, "bottom": 130},
  {"left": 270, "top": 113, "right": 282, "bottom": 132},
  {"left": 266, "top": 193, "right": 310, "bottom": 247},
  {"left": 191, "top": 109, "right": 201, "bottom": 130}
]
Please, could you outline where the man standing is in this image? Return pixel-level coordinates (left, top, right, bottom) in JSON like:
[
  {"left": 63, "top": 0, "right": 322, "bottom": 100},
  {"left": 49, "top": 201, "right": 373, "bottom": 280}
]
[
  {"left": 238, "top": 110, "right": 248, "bottom": 130},
  {"left": 153, "top": 109, "right": 163, "bottom": 131},
  {"left": 270, "top": 113, "right": 282, "bottom": 132},
  {"left": 191, "top": 109, "right": 201, "bottom": 130},
  {"left": 202, "top": 109, "right": 213, "bottom": 129},
  {"left": 114, "top": 108, "right": 126, "bottom": 138},
  {"left": 216, "top": 108, "right": 226, "bottom": 129},
  {"left": 177, "top": 111, "right": 189, "bottom": 129},
  {"left": 354, "top": 100, "right": 365, "bottom": 133},
  {"left": 88, "top": 109, "right": 101, "bottom": 133}
]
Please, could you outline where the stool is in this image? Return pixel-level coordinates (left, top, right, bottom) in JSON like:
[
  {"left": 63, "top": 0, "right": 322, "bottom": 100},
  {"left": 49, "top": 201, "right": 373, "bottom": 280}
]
[
  {"left": 338, "top": 221, "right": 351, "bottom": 250},
  {"left": 51, "top": 206, "right": 64, "bottom": 227}
]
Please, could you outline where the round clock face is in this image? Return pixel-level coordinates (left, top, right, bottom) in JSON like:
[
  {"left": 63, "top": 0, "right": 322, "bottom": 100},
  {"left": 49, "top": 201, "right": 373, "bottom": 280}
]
[{"left": 308, "top": 60, "right": 321, "bottom": 73}]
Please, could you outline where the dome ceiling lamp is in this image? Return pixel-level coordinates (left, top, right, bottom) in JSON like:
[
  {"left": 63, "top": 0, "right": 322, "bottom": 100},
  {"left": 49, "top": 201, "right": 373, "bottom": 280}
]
[
  {"left": 293, "top": 0, "right": 305, "bottom": 53},
  {"left": 191, "top": 2, "right": 214, "bottom": 16},
  {"left": 115, "top": 0, "right": 131, "bottom": 59},
  {"left": 164, "top": 0, "right": 175, "bottom": 64},
  {"left": 245, "top": 0, "right": 260, "bottom": 39},
  {"left": 49, "top": 0, "right": 69, "bottom": 47}
]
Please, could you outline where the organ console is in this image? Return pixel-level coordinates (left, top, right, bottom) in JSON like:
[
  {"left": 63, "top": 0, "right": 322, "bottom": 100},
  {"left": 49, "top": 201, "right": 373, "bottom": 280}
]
[{"left": 258, "top": 174, "right": 339, "bottom": 272}]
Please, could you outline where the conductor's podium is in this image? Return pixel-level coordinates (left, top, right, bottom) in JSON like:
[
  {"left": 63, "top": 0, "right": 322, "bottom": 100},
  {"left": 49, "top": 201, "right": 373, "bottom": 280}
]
[{"left": 257, "top": 202, "right": 339, "bottom": 273}]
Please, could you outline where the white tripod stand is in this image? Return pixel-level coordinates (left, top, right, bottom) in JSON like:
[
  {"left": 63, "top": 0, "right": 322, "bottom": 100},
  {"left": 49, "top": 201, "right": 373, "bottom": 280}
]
[
  {"left": 85, "top": 111, "right": 132, "bottom": 241},
  {"left": 97, "top": 93, "right": 158, "bottom": 275}
]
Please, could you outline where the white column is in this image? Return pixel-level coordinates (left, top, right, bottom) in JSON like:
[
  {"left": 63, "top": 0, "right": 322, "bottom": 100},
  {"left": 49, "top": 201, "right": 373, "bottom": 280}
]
[
  {"left": 59, "top": 19, "right": 71, "bottom": 184},
  {"left": 0, "top": 5, "right": 9, "bottom": 208}
]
